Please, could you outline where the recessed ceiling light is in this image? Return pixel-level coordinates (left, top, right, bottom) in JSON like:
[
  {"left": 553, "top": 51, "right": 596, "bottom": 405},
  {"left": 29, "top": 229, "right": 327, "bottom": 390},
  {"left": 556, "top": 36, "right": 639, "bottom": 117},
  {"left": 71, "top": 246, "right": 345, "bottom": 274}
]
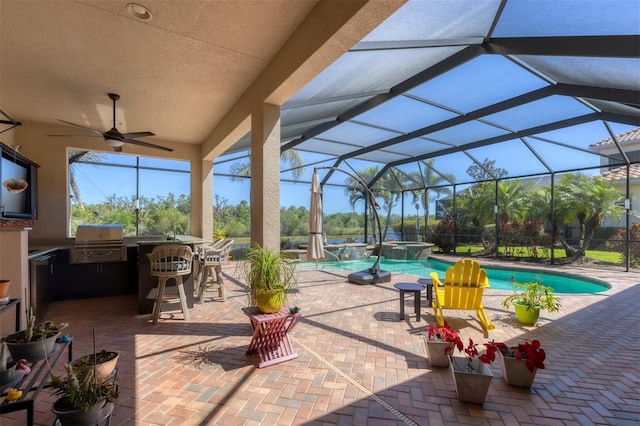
[{"left": 127, "top": 3, "right": 152, "bottom": 21}]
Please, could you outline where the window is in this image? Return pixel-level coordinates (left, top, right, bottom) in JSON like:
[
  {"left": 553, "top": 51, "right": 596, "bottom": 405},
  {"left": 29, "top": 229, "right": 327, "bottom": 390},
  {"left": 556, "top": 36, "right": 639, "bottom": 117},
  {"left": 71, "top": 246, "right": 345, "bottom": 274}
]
[{"left": 68, "top": 150, "right": 190, "bottom": 237}]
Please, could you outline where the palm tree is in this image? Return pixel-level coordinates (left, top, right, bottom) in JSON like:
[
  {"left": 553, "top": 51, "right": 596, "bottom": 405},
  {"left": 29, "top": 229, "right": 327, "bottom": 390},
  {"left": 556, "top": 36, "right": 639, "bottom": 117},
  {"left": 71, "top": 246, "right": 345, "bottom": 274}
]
[
  {"left": 344, "top": 166, "right": 401, "bottom": 241},
  {"left": 495, "top": 179, "right": 530, "bottom": 223},
  {"left": 555, "top": 173, "right": 624, "bottom": 257},
  {"left": 68, "top": 150, "right": 106, "bottom": 208},
  {"left": 408, "top": 159, "right": 454, "bottom": 232},
  {"left": 456, "top": 182, "right": 494, "bottom": 246},
  {"left": 229, "top": 148, "right": 304, "bottom": 180}
]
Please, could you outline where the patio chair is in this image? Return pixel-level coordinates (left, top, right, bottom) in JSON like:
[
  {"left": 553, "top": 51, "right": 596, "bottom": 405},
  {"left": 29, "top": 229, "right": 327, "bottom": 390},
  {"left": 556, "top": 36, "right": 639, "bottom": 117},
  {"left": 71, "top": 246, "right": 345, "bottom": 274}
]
[
  {"left": 195, "top": 238, "right": 234, "bottom": 303},
  {"left": 147, "top": 244, "right": 193, "bottom": 325},
  {"left": 429, "top": 258, "right": 495, "bottom": 331}
]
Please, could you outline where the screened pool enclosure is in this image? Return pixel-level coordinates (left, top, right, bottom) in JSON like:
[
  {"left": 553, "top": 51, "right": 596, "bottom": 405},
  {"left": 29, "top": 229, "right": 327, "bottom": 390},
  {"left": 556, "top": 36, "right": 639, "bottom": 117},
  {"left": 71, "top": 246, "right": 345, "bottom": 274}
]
[{"left": 213, "top": 0, "right": 640, "bottom": 272}]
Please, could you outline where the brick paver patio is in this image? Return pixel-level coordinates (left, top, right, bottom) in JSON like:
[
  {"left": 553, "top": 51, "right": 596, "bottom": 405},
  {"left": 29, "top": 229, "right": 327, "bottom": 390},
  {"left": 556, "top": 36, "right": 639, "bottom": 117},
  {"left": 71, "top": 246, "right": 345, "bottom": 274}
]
[{"left": 2, "top": 257, "right": 638, "bottom": 425}]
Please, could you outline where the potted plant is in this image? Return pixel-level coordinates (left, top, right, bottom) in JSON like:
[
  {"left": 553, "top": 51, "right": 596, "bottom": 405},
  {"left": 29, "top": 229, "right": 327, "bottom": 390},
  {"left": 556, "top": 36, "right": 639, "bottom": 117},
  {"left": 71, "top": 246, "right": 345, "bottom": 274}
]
[
  {"left": 240, "top": 244, "right": 297, "bottom": 313},
  {"left": 70, "top": 349, "right": 119, "bottom": 381},
  {"left": 422, "top": 322, "right": 459, "bottom": 368},
  {"left": 213, "top": 226, "right": 227, "bottom": 241},
  {"left": 49, "top": 364, "right": 118, "bottom": 425},
  {"left": 486, "top": 339, "right": 546, "bottom": 387},
  {"left": 446, "top": 336, "right": 499, "bottom": 404},
  {"left": 2, "top": 307, "right": 68, "bottom": 362},
  {"left": 0, "top": 279, "right": 10, "bottom": 304},
  {"left": 501, "top": 278, "right": 561, "bottom": 325}
]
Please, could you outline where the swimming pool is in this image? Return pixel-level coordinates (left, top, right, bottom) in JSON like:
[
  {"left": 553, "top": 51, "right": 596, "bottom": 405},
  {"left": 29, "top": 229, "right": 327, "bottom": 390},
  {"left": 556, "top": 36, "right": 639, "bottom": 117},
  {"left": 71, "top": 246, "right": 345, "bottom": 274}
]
[{"left": 296, "top": 258, "right": 610, "bottom": 294}]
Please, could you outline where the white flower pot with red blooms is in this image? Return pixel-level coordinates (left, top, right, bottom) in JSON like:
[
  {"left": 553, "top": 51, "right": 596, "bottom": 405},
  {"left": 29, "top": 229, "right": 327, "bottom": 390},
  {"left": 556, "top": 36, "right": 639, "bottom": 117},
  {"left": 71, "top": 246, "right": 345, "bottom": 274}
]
[
  {"left": 446, "top": 336, "right": 500, "bottom": 405},
  {"left": 487, "top": 339, "right": 546, "bottom": 388},
  {"left": 422, "top": 322, "right": 459, "bottom": 368}
]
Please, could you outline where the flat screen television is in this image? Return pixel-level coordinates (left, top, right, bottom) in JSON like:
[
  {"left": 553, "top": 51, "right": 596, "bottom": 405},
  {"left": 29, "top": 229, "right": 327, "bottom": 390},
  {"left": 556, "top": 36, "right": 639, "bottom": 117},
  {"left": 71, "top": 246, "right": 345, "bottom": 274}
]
[{"left": 0, "top": 142, "right": 38, "bottom": 220}]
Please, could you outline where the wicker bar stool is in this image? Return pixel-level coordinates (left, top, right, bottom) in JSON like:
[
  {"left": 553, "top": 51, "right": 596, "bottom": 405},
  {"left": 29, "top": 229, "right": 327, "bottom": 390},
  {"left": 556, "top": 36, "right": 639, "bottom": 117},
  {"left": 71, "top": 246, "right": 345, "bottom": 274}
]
[
  {"left": 196, "top": 239, "right": 234, "bottom": 303},
  {"left": 147, "top": 244, "right": 193, "bottom": 324},
  {"left": 193, "top": 238, "right": 225, "bottom": 299}
]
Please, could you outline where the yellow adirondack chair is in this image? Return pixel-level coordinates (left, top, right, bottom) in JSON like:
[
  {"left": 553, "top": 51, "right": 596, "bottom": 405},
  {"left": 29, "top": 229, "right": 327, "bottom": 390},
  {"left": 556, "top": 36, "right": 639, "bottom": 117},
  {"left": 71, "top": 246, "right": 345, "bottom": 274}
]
[{"left": 429, "top": 258, "right": 495, "bottom": 330}]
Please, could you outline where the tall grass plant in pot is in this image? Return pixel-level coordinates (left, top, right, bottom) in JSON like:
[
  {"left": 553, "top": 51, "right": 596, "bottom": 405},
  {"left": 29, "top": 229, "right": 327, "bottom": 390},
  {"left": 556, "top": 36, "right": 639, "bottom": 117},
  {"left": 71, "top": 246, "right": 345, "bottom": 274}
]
[{"left": 240, "top": 244, "right": 297, "bottom": 313}]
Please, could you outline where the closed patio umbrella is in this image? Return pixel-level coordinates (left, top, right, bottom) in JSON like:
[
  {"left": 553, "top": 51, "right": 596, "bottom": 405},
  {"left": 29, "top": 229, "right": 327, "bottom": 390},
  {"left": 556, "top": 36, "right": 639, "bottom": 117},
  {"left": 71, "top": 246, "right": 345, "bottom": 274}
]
[{"left": 307, "top": 170, "right": 325, "bottom": 263}]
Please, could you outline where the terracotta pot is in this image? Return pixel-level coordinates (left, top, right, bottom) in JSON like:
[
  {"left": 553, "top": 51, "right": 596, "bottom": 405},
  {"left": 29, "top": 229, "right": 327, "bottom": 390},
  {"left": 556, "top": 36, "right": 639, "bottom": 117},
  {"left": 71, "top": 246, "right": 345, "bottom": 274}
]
[
  {"left": 497, "top": 350, "right": 538, "bottom": 387},
  {"left": 422, "top": 332, "right": 452, "bottom": 368},
  {"left": 450, "top": 357, "right": 493, "bottom": 404},
  {"left": 0, "top": 280, "right": 10, "bottom": 300}
]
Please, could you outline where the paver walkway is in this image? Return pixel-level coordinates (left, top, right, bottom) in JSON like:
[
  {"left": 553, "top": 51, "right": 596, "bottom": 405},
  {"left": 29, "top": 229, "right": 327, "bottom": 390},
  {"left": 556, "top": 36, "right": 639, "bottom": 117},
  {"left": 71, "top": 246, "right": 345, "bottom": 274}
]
[{"left": 1, "top": 257, "right": 638, "bottom": 425}]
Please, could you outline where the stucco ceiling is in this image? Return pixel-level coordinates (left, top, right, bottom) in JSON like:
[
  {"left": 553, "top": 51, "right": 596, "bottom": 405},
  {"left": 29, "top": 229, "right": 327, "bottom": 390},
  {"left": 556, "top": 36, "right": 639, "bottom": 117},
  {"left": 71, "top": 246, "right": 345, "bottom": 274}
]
[{"left": 0, "top": 0, "right": 319, "bottom": 147}]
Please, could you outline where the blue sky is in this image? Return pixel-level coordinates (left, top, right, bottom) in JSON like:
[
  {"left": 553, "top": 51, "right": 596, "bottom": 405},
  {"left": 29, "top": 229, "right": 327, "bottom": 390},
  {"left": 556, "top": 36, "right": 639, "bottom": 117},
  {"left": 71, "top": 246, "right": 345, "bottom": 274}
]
[{"left": 74, "top": 117, "right": 634, "bottom": 217}]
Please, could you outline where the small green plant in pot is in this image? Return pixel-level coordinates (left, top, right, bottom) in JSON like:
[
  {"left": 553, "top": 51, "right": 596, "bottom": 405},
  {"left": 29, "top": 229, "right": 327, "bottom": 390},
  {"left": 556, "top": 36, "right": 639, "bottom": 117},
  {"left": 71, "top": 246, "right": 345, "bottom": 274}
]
[
  {"left": 241, "top": 244, "right": 297, "bottom": 313},
  {"left": 502, "top": 277, "right": 561, "bottom": 325}
]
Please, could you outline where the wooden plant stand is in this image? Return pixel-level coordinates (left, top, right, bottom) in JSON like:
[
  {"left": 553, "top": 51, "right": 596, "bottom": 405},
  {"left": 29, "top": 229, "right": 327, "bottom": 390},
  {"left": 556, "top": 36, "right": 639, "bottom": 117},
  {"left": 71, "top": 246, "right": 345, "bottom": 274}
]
[{"left": 242, "top": 307, "right": 300, "bottom": 368}]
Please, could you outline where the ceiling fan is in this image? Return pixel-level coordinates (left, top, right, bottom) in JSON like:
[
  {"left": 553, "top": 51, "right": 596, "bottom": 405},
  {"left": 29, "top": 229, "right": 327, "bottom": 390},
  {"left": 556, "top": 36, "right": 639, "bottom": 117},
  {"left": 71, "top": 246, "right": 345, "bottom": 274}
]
[{"left": 51, "top": 93, "right": 173, "bottom": 152}]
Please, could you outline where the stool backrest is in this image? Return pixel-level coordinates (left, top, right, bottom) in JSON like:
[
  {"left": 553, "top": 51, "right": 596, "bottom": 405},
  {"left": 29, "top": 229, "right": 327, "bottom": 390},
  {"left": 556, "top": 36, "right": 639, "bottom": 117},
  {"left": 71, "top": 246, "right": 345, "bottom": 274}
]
[
  {"left": 148, "top": 244, "right": 193, "bottom": 277},
  {"left": 201, "top": 239, "right": 234, "bottom": 266}
]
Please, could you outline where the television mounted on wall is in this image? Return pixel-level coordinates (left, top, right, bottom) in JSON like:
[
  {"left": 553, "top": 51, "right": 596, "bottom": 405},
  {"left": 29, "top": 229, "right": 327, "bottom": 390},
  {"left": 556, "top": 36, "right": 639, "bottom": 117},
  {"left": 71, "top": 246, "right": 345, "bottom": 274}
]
[{"left": 0, "top": 142, "right": 38, "bottom": 220}]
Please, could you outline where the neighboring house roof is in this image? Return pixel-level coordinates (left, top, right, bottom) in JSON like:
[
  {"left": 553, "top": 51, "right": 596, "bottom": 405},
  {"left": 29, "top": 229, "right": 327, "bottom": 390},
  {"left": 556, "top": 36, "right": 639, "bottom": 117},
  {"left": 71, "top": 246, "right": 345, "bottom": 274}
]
[
  {"left": 600, "top": 163, "right": 640, "bottom": 182},
  {"left": 590, "top": 127, "right": 640, "bottom": 151}
]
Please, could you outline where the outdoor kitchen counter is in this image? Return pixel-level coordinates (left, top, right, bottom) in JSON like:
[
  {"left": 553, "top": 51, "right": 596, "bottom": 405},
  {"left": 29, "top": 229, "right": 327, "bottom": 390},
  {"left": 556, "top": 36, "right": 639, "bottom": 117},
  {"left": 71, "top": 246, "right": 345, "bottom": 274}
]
[{"left": 137, "top": 237, "right": 209, "bottom": 315}]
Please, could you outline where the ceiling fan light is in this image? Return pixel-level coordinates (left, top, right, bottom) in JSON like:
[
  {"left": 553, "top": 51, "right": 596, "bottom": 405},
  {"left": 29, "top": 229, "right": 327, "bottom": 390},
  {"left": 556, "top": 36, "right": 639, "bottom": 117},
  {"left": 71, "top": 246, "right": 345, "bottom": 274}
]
[
  {"left": 105, "top": 138, "right": 124, "bottom": 148},
  {"left": 127, "top": 3, "right": 152, "bottom": 21}
]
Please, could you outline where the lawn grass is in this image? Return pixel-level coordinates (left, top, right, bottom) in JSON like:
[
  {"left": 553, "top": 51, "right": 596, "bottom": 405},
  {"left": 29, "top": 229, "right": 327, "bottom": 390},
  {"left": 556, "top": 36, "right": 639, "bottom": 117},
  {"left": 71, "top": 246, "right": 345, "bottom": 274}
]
[{"left": 453, "top": 245, "right": 623, "bottom": 265}]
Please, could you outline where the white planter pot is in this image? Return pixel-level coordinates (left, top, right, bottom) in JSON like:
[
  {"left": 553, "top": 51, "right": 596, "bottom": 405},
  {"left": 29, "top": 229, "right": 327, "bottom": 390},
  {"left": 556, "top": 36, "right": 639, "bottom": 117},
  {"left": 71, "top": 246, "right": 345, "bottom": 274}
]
[
  {"left": 450, "top": 357, "right": 493, "bottom": 404},
  {"left": 422, "top": 332, "right": 452, "bottom": 368},
  {"left": 497, "top": 350, "right": 538, "bottom": 387},
  {"left": 70, "top": 351, "right": 119, "bottom": 381}
]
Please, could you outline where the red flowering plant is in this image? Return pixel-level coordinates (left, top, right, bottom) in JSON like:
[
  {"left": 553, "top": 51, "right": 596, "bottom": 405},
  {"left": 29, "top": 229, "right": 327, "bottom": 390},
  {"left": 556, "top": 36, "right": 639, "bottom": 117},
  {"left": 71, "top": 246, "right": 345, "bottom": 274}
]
[
  {"left": 424, "top": 321, "right": 460, "bottom": 343},
  {"left": 445, "top": 336, "right": 503, "bottom": 373},
  {"left": 486, "top": 339, "right": 546, "bottom": 372}
]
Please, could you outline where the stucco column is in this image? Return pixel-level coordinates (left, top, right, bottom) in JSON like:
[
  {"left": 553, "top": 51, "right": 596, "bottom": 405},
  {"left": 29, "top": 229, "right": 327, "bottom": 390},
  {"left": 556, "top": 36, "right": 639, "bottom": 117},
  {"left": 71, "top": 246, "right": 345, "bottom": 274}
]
[
  {"left": 198, "top": 159, "right": 213, "bottom": 240},
  {"left": 250, "top": 103, "right": 280, "bottom": 251}
]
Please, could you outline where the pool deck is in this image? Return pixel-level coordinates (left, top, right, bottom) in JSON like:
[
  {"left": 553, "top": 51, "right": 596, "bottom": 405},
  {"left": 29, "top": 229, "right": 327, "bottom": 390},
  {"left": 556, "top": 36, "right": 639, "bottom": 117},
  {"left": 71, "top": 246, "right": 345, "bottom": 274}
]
[{"left": 3, "top": 257, "right": 638, "bottom": 425}]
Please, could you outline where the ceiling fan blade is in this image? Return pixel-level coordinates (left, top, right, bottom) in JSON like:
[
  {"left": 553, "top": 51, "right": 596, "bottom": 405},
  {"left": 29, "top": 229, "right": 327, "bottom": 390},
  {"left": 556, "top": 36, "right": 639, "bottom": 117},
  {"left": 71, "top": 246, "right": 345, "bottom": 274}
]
[
  {"left": 122, "top": 131, "right": 155, "bottom": 139},
  {"left": 48, "top": 134, "right": 103, "bottom": 138},
  {"left": 0, "top": 107, "right": 21, "bottom": 126},
  {"left": 124, "top": 138, "right": 173, "bottom": 152},
  {"left": 56, "top": 119, "right": 105, "bottom": 136}
]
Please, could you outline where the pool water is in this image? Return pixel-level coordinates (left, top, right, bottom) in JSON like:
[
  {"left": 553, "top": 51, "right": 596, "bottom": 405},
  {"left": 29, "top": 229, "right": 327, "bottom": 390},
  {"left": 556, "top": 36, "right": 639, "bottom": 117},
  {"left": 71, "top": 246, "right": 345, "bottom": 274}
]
[{"left": 296, "top": 258, "right": 610, "bottom": 294}]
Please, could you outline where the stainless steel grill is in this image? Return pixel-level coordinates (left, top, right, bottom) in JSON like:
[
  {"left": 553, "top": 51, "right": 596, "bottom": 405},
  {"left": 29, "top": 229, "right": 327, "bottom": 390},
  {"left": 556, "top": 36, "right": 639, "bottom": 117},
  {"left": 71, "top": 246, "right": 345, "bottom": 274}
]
[{"left": 71, "top": 224, "right": 127, "bottom": 264}]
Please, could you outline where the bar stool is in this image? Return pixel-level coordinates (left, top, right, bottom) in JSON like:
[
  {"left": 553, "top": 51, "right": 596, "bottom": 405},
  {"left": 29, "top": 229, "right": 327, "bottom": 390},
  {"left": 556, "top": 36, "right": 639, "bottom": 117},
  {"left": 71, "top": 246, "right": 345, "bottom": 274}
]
[
  {"left": 196, "top": 239, "right": 234, "bottom": 303},
  {"left": 147, "top": 245, "right": 193, "bottom": 325},
  {"left": 193, "top": 238, "right": 225, "bottom": 299}
]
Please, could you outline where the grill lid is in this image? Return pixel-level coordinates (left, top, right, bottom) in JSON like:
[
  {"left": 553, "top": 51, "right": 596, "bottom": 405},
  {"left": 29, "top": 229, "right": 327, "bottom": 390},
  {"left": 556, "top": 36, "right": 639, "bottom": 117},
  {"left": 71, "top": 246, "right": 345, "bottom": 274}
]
[{"left": 75, "top": 224, "right": 124, "bottom": 244}]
